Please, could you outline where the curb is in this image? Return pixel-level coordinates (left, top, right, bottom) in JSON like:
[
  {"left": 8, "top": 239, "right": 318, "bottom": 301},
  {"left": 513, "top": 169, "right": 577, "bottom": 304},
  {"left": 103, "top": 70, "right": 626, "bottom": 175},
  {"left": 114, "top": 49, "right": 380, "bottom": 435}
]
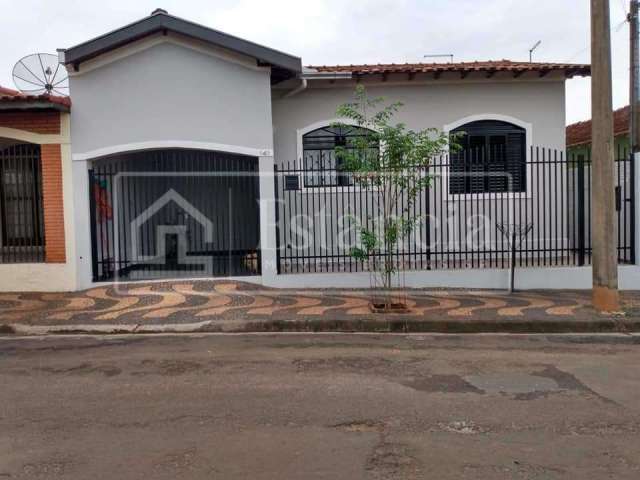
[{"left": 3, "top": 316, "right": 639, "bottom": 336}]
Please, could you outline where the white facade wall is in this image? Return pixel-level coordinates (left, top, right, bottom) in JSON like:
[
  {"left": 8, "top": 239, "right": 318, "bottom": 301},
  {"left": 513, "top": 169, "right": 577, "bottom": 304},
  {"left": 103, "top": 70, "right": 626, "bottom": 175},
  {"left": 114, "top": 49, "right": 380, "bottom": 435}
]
[
  {"left": 69, "top": 35, "right": 274, "bottom": 158},
  {"left": 272, "top": 79, "right": 567, "bottom": 167}
]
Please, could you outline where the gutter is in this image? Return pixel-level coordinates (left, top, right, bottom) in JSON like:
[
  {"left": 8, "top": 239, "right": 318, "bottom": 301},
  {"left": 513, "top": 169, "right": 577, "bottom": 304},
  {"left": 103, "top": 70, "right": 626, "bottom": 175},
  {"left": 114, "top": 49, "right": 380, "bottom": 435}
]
[
  {"left": 282, "top": 78, "right": 307, "bottom": 98},
  {"left": 301, "top": 71, "right": 353, "bottom": 81},
  {"left": 282, "top": 70, "right": 353, "bottom": 98}
]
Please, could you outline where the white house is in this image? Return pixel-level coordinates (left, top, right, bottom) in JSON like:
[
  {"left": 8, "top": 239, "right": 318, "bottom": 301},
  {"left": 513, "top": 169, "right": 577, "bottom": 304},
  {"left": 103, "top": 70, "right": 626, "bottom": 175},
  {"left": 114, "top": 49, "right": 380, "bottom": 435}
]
[{"left": 0, "top": 8, "right": 638, "bottom": 292}]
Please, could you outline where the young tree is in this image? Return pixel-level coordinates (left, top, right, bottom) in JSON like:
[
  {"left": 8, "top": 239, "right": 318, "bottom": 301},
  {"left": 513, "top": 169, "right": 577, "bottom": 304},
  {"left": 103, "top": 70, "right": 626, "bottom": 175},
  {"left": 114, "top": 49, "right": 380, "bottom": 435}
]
[{"left": 334, "top": 85, "right": 455, "bottom": 308}]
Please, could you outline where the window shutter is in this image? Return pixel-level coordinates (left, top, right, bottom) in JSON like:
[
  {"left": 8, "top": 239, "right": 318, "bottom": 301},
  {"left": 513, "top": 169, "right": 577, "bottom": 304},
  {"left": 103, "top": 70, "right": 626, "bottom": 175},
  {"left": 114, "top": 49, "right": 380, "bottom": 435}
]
[
  {"left": 449, "top": 121, "right": 526, "bottom": 194},
  {"left": 449, "top": 150, "right": 466, "bottom": 194},
  {"left": 505, "top": 132, "right": 525, "bottom": 192}
]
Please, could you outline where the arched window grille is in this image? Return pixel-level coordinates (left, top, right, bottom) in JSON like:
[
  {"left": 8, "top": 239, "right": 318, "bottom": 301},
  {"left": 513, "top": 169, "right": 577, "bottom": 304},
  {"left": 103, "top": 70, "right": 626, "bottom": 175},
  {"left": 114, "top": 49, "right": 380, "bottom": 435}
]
[{"left": 302, "top": 125, "right": 377, "bottom": 187}]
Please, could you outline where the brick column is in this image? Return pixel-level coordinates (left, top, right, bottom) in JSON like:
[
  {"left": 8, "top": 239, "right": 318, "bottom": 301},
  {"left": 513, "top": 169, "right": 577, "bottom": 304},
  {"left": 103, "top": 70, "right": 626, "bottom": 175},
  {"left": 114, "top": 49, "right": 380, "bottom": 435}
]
[{"left": 41, "top": 143, "right": 66, "bottom": 263}]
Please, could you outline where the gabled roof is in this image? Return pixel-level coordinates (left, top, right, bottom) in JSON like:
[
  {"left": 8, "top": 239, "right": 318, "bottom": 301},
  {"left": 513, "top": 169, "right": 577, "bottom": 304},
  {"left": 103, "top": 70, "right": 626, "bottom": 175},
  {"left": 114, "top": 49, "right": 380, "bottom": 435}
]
[
  {"left": 307, "top": 60, "right": 590, "bottom": 79},
  {"left": 566, "top": 105, "right": 629, "bottom": 147},
  {"left": 60, "top": 9, "right": 302, "bottom": 83},
  {"left": 0, "top": 85, "right": 71, "bottom": 111}
]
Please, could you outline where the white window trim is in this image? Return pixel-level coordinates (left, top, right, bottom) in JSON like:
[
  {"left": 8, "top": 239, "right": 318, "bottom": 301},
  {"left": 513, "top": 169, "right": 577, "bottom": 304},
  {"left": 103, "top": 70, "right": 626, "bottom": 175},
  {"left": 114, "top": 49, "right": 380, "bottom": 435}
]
[
  {"left": 295, "top": 118, "right": 375, "bottom": 194},
  {"left": 442, "top": 113, "right": 534, "bottom": 201}
]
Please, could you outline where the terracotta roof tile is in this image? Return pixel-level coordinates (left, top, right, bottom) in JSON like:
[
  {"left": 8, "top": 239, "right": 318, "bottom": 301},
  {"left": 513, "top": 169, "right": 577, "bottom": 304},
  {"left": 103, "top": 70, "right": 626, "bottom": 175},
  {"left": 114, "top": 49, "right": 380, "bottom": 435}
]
[
  {"left": 307, "top": 60, "right": 590, "bottom": 78},
  {"left": 0, "top": 86, "right": 71, "bottom": 110},
  {"left": 566, "top": 105, "right": 629, "bottom": 147},
  {"left": 0, "top": 85, "right": 20, "bottom": 96}
]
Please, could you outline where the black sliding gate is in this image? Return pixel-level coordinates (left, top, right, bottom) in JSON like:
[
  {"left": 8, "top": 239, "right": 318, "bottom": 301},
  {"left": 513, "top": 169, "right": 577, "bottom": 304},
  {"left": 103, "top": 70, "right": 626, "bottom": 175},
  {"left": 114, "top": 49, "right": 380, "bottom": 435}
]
[{"left": 89, "top": 149, "right": 261, "bottom": 282}]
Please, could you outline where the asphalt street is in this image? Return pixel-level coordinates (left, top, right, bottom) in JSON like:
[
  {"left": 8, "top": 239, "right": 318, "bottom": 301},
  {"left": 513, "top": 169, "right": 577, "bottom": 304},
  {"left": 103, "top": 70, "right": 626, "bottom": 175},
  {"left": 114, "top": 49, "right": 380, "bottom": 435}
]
[{"left": 1, "top": 333, "right": 639, "bottom": 479}]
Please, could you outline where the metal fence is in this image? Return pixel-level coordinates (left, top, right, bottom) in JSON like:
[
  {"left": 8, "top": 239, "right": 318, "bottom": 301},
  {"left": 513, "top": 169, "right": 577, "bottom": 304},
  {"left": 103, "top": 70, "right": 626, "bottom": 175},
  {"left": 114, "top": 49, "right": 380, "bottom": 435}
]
[
  {"left": 274, "top": 146, "right": 635, "bottom": 274},
  {"left": 89, "top": 149, "right": 261, "bottom": 282},
  {"left": 0, "top": 143, "right": 44, "bottom": 263}
]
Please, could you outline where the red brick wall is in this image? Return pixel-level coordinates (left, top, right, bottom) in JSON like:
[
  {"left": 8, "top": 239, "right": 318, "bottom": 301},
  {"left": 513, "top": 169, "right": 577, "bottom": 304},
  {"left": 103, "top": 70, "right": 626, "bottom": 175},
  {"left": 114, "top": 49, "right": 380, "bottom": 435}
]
[
  {"left": 41, "top": 144, "right": 66, "bottom": 263},
  {"left": 0, "top": 110, "right": 66, "bottom": 263},
  {"left": 0, "top": 111, "right": 61, "bottom": 134}
]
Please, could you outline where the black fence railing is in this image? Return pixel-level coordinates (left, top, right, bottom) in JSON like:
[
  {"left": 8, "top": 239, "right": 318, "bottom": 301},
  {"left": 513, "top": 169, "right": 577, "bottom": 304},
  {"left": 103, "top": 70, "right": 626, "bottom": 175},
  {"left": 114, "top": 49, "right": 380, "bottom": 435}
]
[
  {"left": 0, "top": 143, "right": 44, "bottom": 264},
  {"left": 274, "top": 146, "right": 635, "bottom": 274}
]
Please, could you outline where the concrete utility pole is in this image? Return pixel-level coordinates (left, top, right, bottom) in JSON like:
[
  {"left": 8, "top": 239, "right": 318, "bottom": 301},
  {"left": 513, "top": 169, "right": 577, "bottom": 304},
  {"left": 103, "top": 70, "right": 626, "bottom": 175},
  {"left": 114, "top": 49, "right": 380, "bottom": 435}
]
[
  {"left": 591, "top": 0, "right": 620, "bottom": 311},
  {"left": 633, "top": 1, "right": 640, "bottom": 268},
  {"left": 630, "top": 1, "right": 640, "bottom": 152}
]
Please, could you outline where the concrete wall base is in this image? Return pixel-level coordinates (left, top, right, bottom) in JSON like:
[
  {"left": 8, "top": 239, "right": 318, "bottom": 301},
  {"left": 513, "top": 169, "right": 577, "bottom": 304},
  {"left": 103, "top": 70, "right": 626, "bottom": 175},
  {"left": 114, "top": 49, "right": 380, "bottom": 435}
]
[{"left": 261, "top": 265, "right": 640, "bottom": 291}]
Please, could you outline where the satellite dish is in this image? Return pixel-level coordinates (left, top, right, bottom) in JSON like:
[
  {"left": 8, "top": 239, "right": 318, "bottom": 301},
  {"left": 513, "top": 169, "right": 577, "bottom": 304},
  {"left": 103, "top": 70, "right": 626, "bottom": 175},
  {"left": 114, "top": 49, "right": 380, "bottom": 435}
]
[{"left": 12, "top": 53, "right": 69, "bottom": 96}]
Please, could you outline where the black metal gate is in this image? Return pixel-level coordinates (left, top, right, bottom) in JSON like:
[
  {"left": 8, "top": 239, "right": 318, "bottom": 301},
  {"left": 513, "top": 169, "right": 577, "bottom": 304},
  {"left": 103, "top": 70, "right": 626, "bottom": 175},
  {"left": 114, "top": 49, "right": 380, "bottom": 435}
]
[{"left": 89, "top": 149, "right": 261, "bottom": 282}]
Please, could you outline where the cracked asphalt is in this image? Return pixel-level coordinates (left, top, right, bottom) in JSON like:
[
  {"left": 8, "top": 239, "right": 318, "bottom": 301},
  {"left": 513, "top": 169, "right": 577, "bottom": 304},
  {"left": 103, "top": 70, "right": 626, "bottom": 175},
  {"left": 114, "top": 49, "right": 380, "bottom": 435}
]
[{"left": 1, "top": 333, "right": 640, "bottom": 479}]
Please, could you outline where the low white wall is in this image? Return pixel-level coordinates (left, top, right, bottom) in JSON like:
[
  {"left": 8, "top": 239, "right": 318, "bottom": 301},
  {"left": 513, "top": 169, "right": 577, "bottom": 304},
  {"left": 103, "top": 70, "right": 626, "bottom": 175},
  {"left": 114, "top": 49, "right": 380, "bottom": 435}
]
[
  {"left": 0, "top": 264, "right": 77, "bottom": 292},
  {"left": 262, "top": 265, "right": 640, "bottom": 291}
]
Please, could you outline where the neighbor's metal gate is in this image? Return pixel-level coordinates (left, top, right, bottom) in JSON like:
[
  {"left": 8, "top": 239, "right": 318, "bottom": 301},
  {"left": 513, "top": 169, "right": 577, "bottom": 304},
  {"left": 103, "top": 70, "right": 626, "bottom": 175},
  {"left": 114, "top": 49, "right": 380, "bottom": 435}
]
[{"left": 89, "top": 149, "right": 261, "bottom": 282}]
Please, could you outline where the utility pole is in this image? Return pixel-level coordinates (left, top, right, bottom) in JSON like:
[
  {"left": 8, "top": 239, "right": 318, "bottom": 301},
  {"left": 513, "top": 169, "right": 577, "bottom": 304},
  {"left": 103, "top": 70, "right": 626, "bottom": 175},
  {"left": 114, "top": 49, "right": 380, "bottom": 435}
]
[
  {"left": 630, "top": 1, "right": 640, "bottom": 268},
  {"left": 591, "top": 0, "right": 620, "bottom": 311},
  {"left": 630, "top": 1, "right": 640, "bottom": 152}
]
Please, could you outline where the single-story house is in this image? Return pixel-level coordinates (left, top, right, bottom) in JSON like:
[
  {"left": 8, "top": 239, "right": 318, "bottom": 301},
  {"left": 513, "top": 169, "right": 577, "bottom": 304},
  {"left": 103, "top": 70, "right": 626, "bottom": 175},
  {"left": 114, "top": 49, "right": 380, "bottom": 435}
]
[
  {"left": 0, "top": 9, "right": 638, "bottom": 292},
  {"left": 566, "top": 105, "right": 630, "bottom": 157}
]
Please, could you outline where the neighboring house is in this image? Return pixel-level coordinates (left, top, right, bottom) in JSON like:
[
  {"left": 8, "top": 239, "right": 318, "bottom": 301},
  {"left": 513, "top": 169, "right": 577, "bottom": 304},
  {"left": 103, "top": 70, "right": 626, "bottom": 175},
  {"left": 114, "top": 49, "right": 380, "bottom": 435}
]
[
  {"left": 566, "top": 105, "right": 630, "bottom": 157},
  {"left": 0, "top": 87, "right": 73, "bottom": 290},
  {"left": 0, "top": 8, "right": 637, "bottom": 292}
]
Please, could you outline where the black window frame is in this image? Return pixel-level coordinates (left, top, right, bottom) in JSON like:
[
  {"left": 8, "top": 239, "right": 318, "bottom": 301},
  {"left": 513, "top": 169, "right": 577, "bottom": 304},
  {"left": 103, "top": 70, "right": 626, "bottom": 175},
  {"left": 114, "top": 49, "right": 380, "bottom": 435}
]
[
  {"left": 450, "top": 120, "right": 527, "bottom": 195},
  {"left": 301, "top": 125, "right": 376, "bottom": 188},
  {"left": 0, "top": 143, "right": 45, "bottom": 264}
]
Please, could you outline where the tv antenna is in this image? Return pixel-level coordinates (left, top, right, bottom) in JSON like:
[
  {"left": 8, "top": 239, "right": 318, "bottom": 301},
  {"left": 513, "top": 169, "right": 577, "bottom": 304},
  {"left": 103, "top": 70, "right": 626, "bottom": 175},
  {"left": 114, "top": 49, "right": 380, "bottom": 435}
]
[
  {"left": 528, "top": 41, "right": 542, "bottom": 62},
  {"left": 12, "top": 53, "right": 69, "bottom": 96}
]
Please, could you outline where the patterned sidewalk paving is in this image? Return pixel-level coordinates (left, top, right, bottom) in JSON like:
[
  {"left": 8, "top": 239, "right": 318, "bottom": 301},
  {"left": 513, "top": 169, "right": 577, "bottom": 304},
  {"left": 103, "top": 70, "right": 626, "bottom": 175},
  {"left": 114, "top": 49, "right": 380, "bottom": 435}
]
[{"left": 1, "top": 281, "right": 640, "bottom": 333}]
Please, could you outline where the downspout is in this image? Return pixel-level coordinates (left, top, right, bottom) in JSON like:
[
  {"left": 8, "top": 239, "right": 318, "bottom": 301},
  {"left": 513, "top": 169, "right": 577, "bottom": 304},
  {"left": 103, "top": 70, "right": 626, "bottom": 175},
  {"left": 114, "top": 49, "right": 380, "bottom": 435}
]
[{"left": 283, "top": 78, "right": 307, "bottom": 98}]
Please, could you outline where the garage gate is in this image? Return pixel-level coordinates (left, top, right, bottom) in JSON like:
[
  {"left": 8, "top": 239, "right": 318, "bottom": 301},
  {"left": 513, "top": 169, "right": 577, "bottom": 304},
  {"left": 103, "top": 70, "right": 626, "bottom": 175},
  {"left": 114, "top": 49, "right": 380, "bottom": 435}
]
[{"left": 89, "top": 149, "right": 261, "bottom": 282}]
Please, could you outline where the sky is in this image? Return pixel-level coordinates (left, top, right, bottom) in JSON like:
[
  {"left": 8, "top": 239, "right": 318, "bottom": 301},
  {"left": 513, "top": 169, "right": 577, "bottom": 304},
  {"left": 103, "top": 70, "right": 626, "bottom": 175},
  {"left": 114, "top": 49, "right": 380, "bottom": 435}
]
[{"left": 0, "top": 0, "right": 633, "bottom": 125}]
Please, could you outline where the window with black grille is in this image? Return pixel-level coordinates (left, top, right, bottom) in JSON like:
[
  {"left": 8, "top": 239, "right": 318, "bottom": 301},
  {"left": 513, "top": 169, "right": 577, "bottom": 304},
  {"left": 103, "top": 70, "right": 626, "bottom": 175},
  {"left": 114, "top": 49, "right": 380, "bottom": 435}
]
[
  {"left": 449, "top": 120, "right": 526, "bottom": 194},
  {"left": 302, "top": 125, "right": 376, "bottom": 188},
  {"left": 0, "top": 143, "right": 45, "bottom": 263}
]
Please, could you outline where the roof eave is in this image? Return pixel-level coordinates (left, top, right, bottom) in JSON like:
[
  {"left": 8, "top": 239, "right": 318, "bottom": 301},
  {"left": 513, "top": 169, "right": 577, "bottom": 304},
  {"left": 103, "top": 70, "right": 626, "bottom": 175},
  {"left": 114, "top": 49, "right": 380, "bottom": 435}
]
[
  {"left": 61, "top": 13, "right": 302, "bottom": 75},
  {"left": 306, "top": 64, "right": 591, "bottom": 79},
  {"left": 0, "top": 101, "right": 70, "bottom": 112}
]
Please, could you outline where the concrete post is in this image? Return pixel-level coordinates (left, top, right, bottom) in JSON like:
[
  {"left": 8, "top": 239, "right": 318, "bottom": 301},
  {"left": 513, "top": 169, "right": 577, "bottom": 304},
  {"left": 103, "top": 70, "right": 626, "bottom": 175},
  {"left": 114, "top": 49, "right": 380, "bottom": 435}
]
[
  {"left": 258, "top": 155, "right": 278, "bottom": 284},
  {"left": 72, "top": 158, "right": 94, "bottom": 290},
  {"left": 591, "top": 0, "right": 620, "bottom": 311}
]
